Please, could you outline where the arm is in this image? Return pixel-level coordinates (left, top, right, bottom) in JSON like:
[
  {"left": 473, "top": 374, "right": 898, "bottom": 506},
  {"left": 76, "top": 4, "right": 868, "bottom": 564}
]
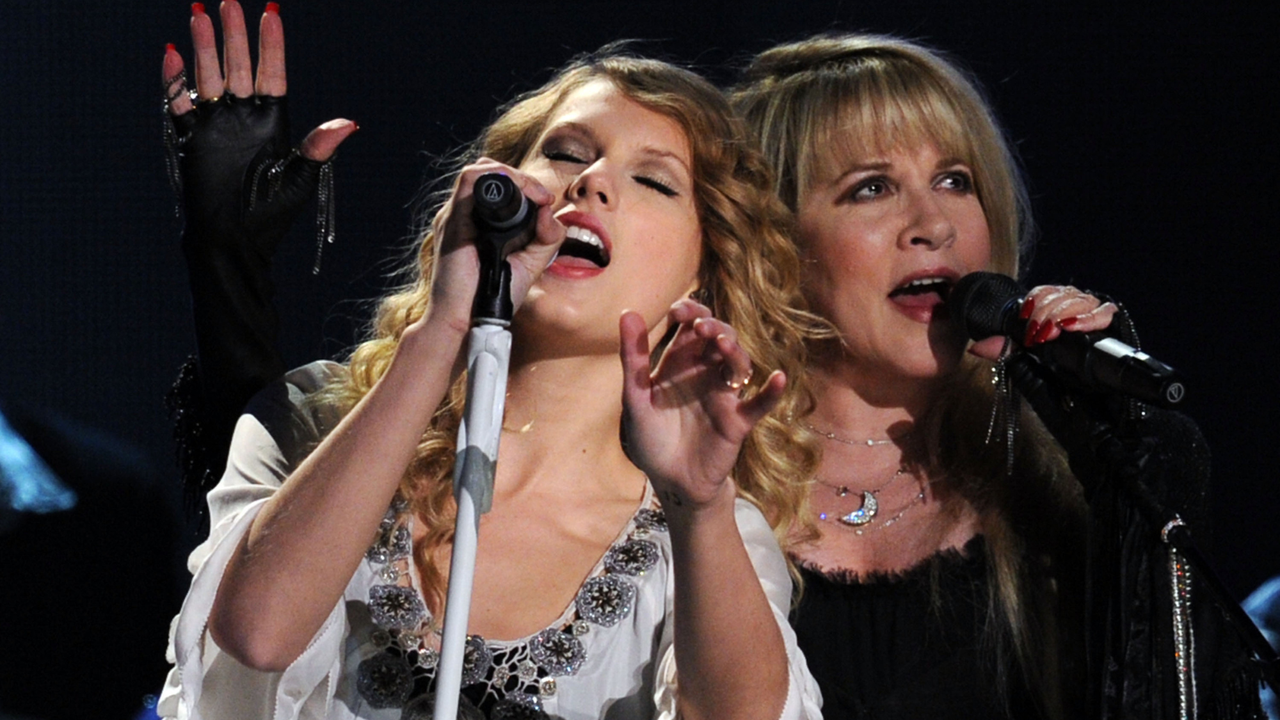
[
  {"left": 205, "top": 147, "right": 563, "bottom": 669},
  {"left": 619, "top": 300, "right": 794, "bottom": 720},
  {"left": 162, "top": 1, "right": 356, "bottom": 495}
]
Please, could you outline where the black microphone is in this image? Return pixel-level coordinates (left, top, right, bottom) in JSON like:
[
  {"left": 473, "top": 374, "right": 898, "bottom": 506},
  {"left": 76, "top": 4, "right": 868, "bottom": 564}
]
[
  {"left": 472, "top": 173, "right": 534, "bottom": 246},
  {"left": 469, "top": 173, "right": 537, "bottom": 323},
  {"left": 950, "top": 271, "right": 1187, "bottom": 408}
]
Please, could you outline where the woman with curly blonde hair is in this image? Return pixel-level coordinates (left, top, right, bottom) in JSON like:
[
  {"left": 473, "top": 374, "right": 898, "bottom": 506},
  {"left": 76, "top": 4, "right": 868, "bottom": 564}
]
[{"left": 158, "top": 3, "right": 822, "bottom": 719}]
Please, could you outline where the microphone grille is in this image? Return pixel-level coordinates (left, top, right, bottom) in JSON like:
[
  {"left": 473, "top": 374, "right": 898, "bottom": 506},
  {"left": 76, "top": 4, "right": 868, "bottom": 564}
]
[{"left": 951, "top": 271, "right": 1023, "bottom": 340}]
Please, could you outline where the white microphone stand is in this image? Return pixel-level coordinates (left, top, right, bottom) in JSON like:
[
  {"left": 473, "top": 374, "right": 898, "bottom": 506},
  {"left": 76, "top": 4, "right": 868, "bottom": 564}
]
[{"left": 433, "top": 174, "right": 529, "bottom": 720}]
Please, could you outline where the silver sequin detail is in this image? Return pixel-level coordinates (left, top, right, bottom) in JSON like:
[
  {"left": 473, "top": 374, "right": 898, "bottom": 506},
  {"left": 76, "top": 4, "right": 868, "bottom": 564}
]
[
  {"left": 367, "top": 524, "right": 412, "bottom": 564},
  {"left": 517, "top": 659, "right": 538, "bottom": 682},
  {"left": 356, "top": 654, "right": 413, "bottom": 709},
  {"left": 460, "top": 635, "right": 493, "bottom": 687},
  {"left": 369, "top": 585, "right": 426, "bottom": 631},
  {"left": 396, "top": 629, "right": 419, "bottom": 650},
  {"left": 575, "top": 575, "right": 636, "bottom": 627},
  {"left": 604, "top": 538, "right": 660, "bottom": 576},
  {"left": 492, "top": 693, "right": 548, "bottom": 720},
  {"left": 416, "top": 647, "right": 439, "bottom": 669},
  {"left": 634, "top": 508, "right": 667, "bottom": 532},
  {"left": 571, "top": 620, "right": 591, "bottom": 637},
  {"left": 400, "top": 693, "right": 485, "bottom": 720},
  {"left": 539, "top": 677, "right": 558, "bottom": 697},
  {"left": 529, "top": 629, "right": 586, "bottom": 676}
]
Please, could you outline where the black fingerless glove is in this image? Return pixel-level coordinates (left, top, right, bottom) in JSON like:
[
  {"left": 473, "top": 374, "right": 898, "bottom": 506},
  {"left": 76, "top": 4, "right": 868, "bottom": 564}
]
[{"left": 164, "top": 94, "right": 331, "bottom": 506}]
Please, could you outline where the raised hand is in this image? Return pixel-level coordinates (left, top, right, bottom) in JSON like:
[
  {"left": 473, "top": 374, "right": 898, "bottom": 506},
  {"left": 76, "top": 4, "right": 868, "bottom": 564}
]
[
  {"left": 163, "top": 1, "right": 356, "bottom": 263},
  {"left": 161, "top": 2, "right": 356, "bottom": 500},
  {"left": 618, "top": 299, "right": 787, "bottom": 510}
]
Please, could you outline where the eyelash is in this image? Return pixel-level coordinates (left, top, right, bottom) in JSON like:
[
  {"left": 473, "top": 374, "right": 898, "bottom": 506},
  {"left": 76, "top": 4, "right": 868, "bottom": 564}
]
[
  {"left": 635, "top": 175, "right": 678, "bottom": 197},
  {"left": 844, "top": 171, "right": 975, "bottom": 202},
  {"left": 544, "top": 149, "right": 586, "bottom": 164},
  {"left": 543, "top": 147, "right": 679, "bottom": 197}
]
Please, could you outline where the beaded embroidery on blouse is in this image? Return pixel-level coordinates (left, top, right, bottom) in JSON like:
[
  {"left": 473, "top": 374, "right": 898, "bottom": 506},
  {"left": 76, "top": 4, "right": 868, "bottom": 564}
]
[{"left": 356, "top": 494, "right": 668, "bottom": 719}]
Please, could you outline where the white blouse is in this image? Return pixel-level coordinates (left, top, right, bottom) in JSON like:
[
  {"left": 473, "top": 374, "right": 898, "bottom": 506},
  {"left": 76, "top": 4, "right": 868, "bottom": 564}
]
[{"left": 158, "top": 362, "right": 821, "bottom": 720}]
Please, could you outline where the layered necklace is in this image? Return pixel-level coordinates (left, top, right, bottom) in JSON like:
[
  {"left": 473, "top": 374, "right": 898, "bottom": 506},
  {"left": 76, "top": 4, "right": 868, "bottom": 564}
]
[{"left": 807, "top": 421, "right": 928, "bottom": 534}]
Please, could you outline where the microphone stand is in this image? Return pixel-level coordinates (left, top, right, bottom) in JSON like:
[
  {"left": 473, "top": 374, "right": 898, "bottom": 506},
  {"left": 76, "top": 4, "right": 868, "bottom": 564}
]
[
  {"left": 1006, "top": 354, "right": 1279, "bottom": 708},
  {"left": 433, "top": 175, "right": 529, "bottom": 720}
]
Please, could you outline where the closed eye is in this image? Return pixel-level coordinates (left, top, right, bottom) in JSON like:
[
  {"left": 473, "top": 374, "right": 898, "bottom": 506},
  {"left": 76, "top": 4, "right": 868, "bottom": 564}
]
[
  {"left": 635, "top": 175, "right": 678, "bottom": 197},
  {"left": 544, "top": 149, "right": 587, "bottom": 164}
]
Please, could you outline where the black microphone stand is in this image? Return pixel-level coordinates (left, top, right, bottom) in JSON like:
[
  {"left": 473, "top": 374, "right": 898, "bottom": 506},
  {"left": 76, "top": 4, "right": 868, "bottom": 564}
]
[{"left": 1007, "top": 353, "right": 1278, "bottom": 717}]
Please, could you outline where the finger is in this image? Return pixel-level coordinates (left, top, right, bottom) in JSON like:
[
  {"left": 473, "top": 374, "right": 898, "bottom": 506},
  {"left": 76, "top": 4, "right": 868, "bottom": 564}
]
[
  {"left": 668, "top": 298, "right": 713, "bottom": 325},
  {"left": 967, "top": 335, "right": 1010, "bottom": 360},
  {"left": 163, "top": 44, "right": 194, "bottom": 116},
  {"left": 737, "top": 370, "right": 786, "bottom": 425},
  {"left": 619, "top": 311, "right": 654, "bottom": 407},
  {"left": 255, "top": 2, "right": 286, "bottom": 96},
  {"left": 1058, "top": 302, "right": 1119, "bottom": 334},
  {"left": 190, "top": 4, "right": 224, "bottom": 100},
  {"left": 711, "top": 333, "right": 753, "bottom": 390},
  {"left": 219, "top": 1, "right": 253, "bottom": 97},
  {"left": 299, "top": 119, "right": 358, "bottom": 161}
]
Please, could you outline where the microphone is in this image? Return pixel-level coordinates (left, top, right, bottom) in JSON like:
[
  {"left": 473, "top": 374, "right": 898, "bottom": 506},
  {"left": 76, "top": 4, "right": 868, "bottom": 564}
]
[
  {"left": 472, "top": 173, "right": 534, "bottom": 246},
  {"left": 950, "top": 271, "right": 1186, "bottom": 408},
  {"left": 469, "top": 173, "right": 537, "bottom": 323}
]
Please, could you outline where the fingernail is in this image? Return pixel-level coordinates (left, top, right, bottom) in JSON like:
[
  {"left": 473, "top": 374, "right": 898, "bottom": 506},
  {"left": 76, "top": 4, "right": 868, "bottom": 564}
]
[
  {"left": 191, "top": 3, "right": 205, "bottom": 15},
  {"left": 166, "top": 43, "right": 176, "bottom": 52},
  {"left": 1058, "top": 316, "right": 1079, "bottom": 330},
  {"left": 1023, "top": 320, "right": 1039, "bottom": 346},
  {"left": 1034, "top": 321, "right": 1055, "bottom": 344},
  {"left": 266, "top": 2, "right": 279, "bottom": 13},
  {"left": 1019, "top": 296, "right": 1035, "bottom": 319}
]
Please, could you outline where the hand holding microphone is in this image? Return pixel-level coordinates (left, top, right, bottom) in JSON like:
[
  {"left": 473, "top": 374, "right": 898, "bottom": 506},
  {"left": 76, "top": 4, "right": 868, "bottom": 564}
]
[
  {"left": 951, "top": 272, "right": 1186, "bottom": 408},
  {"left": 469, "top": 173, "right": 538, "bottom": 323}
]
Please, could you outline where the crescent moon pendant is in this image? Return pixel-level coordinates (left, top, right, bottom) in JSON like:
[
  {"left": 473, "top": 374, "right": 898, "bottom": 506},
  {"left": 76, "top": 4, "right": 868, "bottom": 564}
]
[{"left": 838, "top": 491, "right": 878, "bottom": 526}]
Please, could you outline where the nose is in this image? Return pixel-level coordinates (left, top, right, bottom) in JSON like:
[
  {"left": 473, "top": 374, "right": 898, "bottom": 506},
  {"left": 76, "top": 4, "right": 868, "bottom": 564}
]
[
  {"left": 900, "top": 189, "right": 955, "bottom": 251},
  {"left": 567, "top": 163, "right": 611, "bottom": 207}
]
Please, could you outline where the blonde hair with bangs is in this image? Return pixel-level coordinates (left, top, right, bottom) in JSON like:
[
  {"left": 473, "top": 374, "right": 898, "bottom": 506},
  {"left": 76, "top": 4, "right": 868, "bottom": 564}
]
[
  {"left": 320, "top": 49, "right": 825, "bottom": 614},
  {"left": 734, "top": 34, "right": 1086, "bottom": 719},
  {"left": 734, "top": 33, "right": 1030, "bottom": 278}
]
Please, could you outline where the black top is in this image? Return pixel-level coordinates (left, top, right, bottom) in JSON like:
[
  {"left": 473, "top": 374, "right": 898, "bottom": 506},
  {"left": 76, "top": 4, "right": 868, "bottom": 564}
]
[{"left": 791, "top": 537, "right": 1037, "bottom": 720}]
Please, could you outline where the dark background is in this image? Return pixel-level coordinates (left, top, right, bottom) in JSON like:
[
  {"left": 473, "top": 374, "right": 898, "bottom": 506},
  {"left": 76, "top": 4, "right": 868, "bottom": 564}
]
[{"left": 1, "top": 1, "right": 1276, "bottom": 715}]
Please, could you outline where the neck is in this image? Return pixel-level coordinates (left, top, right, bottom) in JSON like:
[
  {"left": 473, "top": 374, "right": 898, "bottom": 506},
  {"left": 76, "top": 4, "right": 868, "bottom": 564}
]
[
  {"left": 806, "top": 356, "right": 941, "bottom": 440},
  {"left": 493, "top": 349, "right": 641, "bottom": 500}
]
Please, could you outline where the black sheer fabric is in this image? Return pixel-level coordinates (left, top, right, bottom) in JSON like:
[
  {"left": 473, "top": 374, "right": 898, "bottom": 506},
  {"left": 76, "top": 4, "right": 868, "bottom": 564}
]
[{"left": 792, "top": 537, "right": 1038, "bottom": 720}]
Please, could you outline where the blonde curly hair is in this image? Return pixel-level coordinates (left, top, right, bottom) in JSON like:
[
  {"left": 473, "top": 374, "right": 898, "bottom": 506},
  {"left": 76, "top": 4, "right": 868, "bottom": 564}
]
[{"left": 320, "top": 49, "right": 826, "bottom": 613}]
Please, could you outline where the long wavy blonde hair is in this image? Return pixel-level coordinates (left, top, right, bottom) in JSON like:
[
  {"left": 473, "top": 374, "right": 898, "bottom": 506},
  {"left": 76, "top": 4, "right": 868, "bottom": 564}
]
[
  {"left": 734, "top": 34, "right": 1087, "bottom": 718},
  {"left": 320, "top": 49, "right": 825, "bottom": 613}
]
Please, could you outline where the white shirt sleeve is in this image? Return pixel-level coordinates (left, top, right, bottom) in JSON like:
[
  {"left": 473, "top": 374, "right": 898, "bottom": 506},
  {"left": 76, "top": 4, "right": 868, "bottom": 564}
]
[
  {"left": 651, "top": 499, "right": 823, "bottom": 720},
  {"left": 158, "top": 363, "right": 350, "bottom": 720}
]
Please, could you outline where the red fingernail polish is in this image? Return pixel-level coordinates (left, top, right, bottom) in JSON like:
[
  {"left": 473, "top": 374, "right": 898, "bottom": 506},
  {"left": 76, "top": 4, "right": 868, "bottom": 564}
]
[
  {"left": 1059, "top": 316, "right": 1079, "bottom": 329},
  {"left": 1035, "top": 321, "right": 1055, "bottom": 344},
  {"left": 166, "top": 43, "right": 176, "bottom": 52},
  {"left": 192, "top": 3, "right": 205, "bottom": 15},
  {"left": 266, "top": 2, "right": 279, "bottom": 13},
  {"left": 1019, "top": 296, "right": 1035, "bottom": 319},
  {"left": 1024, "top": 320, "right": 1039, "bottom": 346}
]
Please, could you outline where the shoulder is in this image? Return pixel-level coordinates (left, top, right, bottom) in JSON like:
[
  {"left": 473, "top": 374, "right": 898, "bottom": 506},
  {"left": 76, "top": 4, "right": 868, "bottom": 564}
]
[{"left": 240, "top": 360, "right": 347, "bottom": 470}]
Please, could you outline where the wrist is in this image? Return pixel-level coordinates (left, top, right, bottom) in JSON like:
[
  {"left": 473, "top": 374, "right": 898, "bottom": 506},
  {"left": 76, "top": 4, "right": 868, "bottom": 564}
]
[{"left": 657, "top": 480, "right": 738, "bottom": 528}]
